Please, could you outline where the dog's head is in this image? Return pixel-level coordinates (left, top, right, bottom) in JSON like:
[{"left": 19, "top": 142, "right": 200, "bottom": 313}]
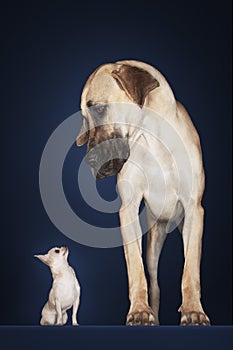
[
  {"left": 34, "top": 246, "right": 69, "bottom": 269},
  {"left": 76, "top": 61, "right": 160, "bottom": 179}
]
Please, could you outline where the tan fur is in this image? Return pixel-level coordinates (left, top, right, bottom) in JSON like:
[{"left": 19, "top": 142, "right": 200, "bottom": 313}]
[{"left": 77, "top": 60, "right": 210, "bottom": 326}]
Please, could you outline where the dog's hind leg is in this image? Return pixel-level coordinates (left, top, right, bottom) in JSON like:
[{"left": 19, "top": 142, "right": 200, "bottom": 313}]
[
  {"left": 40, "top": 303, "right": 56, "bottom": 325},
  {"left": 55, "top": 299, "right": 63, "bottom": 325},
  {"left": 177, "top": 218, "right": 184, "bottom": 234},
  {"left": 62, "top": 312, "right": 68, "bottom": 325},
  {"left": 146, "top": 216, "right": 167, "bottom": 325}
]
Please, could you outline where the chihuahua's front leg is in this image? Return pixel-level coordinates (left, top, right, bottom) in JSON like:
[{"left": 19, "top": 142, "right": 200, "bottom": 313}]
[
  {"left": 72, "top": 286, "right": 80, "bottom": 326},
  {"left": 55, "top": 299, "right": 63, "bottom": 325}
]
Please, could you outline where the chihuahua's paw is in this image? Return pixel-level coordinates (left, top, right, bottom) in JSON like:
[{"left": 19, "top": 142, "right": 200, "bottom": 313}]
[{"left": 72, "top": 322, "right": 79, "bottom": 326}]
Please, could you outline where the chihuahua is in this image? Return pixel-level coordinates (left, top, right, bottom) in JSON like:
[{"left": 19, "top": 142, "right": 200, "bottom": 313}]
[{"left": 35, "top": 245, "right": 80, "bottom": 326}]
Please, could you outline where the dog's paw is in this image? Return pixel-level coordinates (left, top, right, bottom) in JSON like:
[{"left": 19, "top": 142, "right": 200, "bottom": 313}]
[
  {"left": 180, "top": 310, "right": 210, "bottom": 326},
  {"left": 72, "top": 322, "right": 79, "bottom": 326},
  {"left": 126, "top": 307, "right": 157, "bottom": 326},
  {"left": 55, "top": 319, "right": 64, "bottom": 326}
]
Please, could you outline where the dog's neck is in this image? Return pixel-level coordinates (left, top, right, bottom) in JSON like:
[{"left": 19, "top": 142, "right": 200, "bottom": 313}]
[{"left": 50, "top": 261, "right": 70, "bottom": 279}]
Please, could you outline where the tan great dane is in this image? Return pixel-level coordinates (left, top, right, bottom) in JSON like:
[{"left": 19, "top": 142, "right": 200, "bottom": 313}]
[{"left": 76, "top": 60, "right": 210, "bottom": 326}]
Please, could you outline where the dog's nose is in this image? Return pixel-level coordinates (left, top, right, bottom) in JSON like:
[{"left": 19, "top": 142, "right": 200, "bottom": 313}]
[
  {"left": 86, "top": 156, "right": 97, "bottom": 168},
  {"left": 85, "top": 150, "right": 98, "bottom": 168}
]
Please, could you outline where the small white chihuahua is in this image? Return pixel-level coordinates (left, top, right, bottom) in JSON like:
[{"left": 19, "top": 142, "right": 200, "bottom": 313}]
[{"left": 35, "top": 245, "right": 80, "bottom": 326}]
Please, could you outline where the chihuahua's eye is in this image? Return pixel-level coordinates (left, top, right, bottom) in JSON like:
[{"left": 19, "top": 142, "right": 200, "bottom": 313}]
[{"left": 55, "top": 249, "right": 60, "bottom": 254}]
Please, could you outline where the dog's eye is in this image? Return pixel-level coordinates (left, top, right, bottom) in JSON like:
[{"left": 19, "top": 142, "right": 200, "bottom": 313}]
[
  {"left": 92, "top": 104, "right": 107, "bottom": 116},
  {"left": 88, "top": 104, "right": 107, "bottom": 123},
  {"left": 95, "top": 105, "right": 105, "bottom": 114},
  {"left": 55, "top": 249, "right": 60, "bottom": 254}
]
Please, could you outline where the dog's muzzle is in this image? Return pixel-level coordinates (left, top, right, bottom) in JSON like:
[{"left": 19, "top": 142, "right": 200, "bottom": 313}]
[{"left": 85, "top": 137, "right": 130, "bottom": 179}]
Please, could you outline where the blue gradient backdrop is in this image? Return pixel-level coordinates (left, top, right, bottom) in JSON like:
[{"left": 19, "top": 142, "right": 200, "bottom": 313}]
[{"left": 1, "top": 0, "right": 232, "bottom": 329}]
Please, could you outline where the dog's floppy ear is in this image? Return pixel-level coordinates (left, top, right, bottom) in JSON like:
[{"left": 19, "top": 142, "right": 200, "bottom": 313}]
[
  {"left": 111, "top": 65, "right": 160, "bottom": 107},
  {"left": 34, "top": 254, "right": 51, "bottom": 266},
  {"left": 76, "top": 117, "right": 89, "bottom": 146}
]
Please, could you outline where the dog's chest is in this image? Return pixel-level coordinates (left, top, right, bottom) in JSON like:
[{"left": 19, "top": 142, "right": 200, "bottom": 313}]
[{"left": 50, "top": 272, "right": 79, "bottom": 309}]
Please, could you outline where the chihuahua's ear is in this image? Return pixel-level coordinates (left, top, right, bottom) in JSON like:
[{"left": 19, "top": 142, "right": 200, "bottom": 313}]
[
  {"left": 34, "top": 254, "right": 51, "bottom": 266},
  {"left": 64, "top": 249, "right": 69, "bottom": 260}
]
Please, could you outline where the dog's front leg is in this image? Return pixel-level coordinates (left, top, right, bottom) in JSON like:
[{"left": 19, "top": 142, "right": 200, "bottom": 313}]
[
  {"left": 119, "top": 202, "right": 155, "bottom": 326},
  {"left": 180, "top": 203, "right": 210, "bottom": 326},
  {"left": 72, "top": 289, "right": 80, "bottom": 326},
  {"left": 55, "top": 299, "right": 63, "bottom": 325}
]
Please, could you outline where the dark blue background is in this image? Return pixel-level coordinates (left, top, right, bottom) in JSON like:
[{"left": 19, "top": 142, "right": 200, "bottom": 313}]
[{"left": 1, "top": 0, "right": 232, "bottom": 335}]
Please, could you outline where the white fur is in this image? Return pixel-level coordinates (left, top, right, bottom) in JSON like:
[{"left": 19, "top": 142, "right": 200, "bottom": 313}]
[{"left": 35, "top": 246, "right": 80, "bottom": 326}]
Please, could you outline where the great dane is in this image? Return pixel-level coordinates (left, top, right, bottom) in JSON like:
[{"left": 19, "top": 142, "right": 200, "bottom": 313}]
[{"left": 76, "top": 60, "right": 210, "bottom": 326}]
